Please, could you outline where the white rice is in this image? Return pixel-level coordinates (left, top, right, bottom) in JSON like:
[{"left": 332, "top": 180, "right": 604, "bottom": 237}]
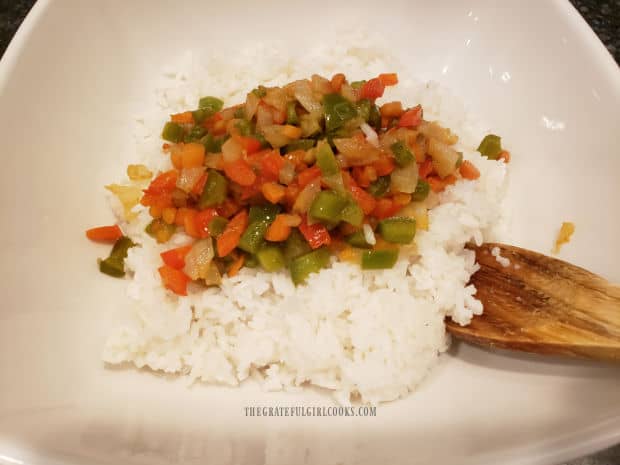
[
  {"left": 491, "top": 246, "right": 511, "bottom": 268},
  {"left": 102, "top": 37, "right": 508, "bottom": 404}
]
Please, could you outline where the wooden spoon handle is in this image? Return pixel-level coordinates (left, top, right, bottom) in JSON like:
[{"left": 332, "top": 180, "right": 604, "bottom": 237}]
[{"left": 446, "top": 243, "right": 620, "bottom": 361}]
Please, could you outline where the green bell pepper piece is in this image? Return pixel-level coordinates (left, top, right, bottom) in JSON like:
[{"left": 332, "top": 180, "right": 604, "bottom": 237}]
[
  {"left": 198, "top": 169, "right": 228, "bottom": 208},
  {"left": 316, "top": 141, "right": 339, "bottom": 176},
  {"left": 99, "top": 236, "right": 136, "bottom": 278},
  {"left": 201, "top": 133, "right": 227, "bottom": 153},
  {"left": 252, "top": 86, "right": 267, "bottom": 98},
  {"left": 290, "top": 247, "right": 331, "bottom": 285},
  {"left": 411, "top": 179, "right": 430, "bottom": 201},
  {"left": 356, "top": 99, "right": 371, "bottom": 122},
  {"left": 256, "top": 245, "right": 285, "bottom": 272},
  {"left": 283, "top": 139, "right": 316, "bottom": 153},
  {"left": 208, "top": 216, "right": 228, "bottom": 237},
  {"left": 350, "top": 80, "right": 366, "bottom": 89},
  {"left": 249, "top": 204, "right": 280, "bottom": 224},
  {"left": 184, "top": 125, "right": 206, "bottom": 142},
  {"left": 361, "top": 249, "right": 399, "bottom": 270},
  {"left": 234, "top": 107, "right": 246, "bottom": 119},
  {"left": 477, "top": 134, "right": 502, "bottom": 159},
  {"left": 323, "top": 93, "right": 357, "bottom": 133},
  {"left": 309, "top": 190, "right": 348, "bottom": 223},
  {"left": 340, "top": 201, "right": 364, "bottom": 227},
  {"left": 390, "top": 141, "right": 414, "bottom": 167},
  {"left": 345, "top": 231, "right": 372, "bottom": 248},
  {"left": 368, "top": 176, "right": 391, "bottom": 197},
  {"left": 198, "top": 96, "right": 224, "bottom": 116},
  {"left": 244, "top": 253, "right": 259, "bottom": 268},
  {"left": 161, "top": 122, "right": 184, "bottom": 143},
  {"left": 283, "top": 229, "right": 312, "bottom": 264},
  {"left": 286, "top": 101, "right": 299, "bottom": 125},
  {"left": 377, "top": 217, "right": 416, "bottom": 244},
  {"left": 235, "top": 119, "right": 253, "bottom": 136},
  {"left": 238, "top": 221, "right": 269, "bottom": 254}
]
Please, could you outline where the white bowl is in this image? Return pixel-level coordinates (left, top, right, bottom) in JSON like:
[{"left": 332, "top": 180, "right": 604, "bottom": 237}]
[{"left": 0, "top": 1, "right": 619, "bottom": 464}]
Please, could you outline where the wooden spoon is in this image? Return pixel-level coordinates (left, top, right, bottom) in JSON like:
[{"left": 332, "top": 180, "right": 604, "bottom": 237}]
[{"left": 445, "top": 243, "right": 620, "bottom": 361}]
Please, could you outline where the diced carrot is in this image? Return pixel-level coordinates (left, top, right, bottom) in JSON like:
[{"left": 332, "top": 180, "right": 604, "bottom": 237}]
[
  {"left": 428, "top": 174, "right": 457, "bottom": 193},
  {"left": 261, "top": 182, "right": 286, "bottom": 204},
  {"left": 181, "top": 143, "right": 205, "bottom": 168},
  {"left": 380, "top": 101, "right": 404, "bottom": 118},
  {"left": 212, "top": 119, "right": 227, "bottom": 135},
  {"left": 191, "top": 172, "right": 208, "bottom": 196},
  {"left": 459, "top": 160, "right": 480, "bottom": 180},
  {"left": 372, "top": 156, "right": 395, "bottom": 176},
  {"left": 372, "top": 198, "right": 402, "bottom": 219},
  {"left": 140, "top": 191, "right": 173, "bottom": 210},
  {"left": 235, "top": 135, "right": 262, "bottom": 155},
  {"left": 299, "top": 216, "right": 331, "bottom": 249},
  {"left": 498, "top": 150, "right": 511, "bottom": 163},
  {"left": 297, "top": 165, "right": 322, "bottom": 188},
  {"left": 162, "top": 207, "right": 177, "bottom": 224},
  {"left": 260, "top": 150, "right": 285, "bottom": 181},
  {"left": 194, "top": 208, "right": 219, "bottom": 238},
  {"left": 85, "top": 224, "right": 123, "bottom": 242},
  {"left": 158, "top": 265, "right": 190, "bottom": 296},
  {"left": 348, "top": 185, "right": 377, "bottom": 215},
  {"left": 359, "top": 78, "right": 385, "bottom": 100},
  {"left": 149, "top": 205, "right": 163, "bottom": 218},
  {"left": 418, "top": 158, "right": 434, "bottom": 180},
  {"left": 170, "top": 111, "right": 194, "bottom": 124},
  {"left": 223, "top": 158, "right": 257, "bottom": 187},
  {"left": 393, "top": 193, "right": 412, "bottom": 205},
  {"left": 265, "top": 214, "right": 292, "bottom": 242},
  {"left": 378, "top": 73, "right": 399, "bottom": 86},
  {"left": 217, "top": 209, "right": 249, "bottom": 257},
  {"left": 282, "top": 125, "right": 302, "bottom": 139},
  {"left": 183, "top": 209, "right": 200, "bottom": 238},
  {"left": 175, "top": 207, "right": 191, "bottom": 226},
  {"left": 170, "top": 147, "right": 183, "bottom": 169},
  {"left": 352, "top": 165, "right": 377, "bottom": 188},
  {"left": 227, "top": 253, "right": 245, "bottom": 277},
  {"left": 330, "top": 73, "right": 346, "bottom": 92},
  {"left": 398, "top": 105, "right": 423, "bottom": 128},
  {"left": 160, "top": 245, "right": 192, "bottom": 270},
  {"left": 285, "top": 149, "right": 307, "bottom": 169}
]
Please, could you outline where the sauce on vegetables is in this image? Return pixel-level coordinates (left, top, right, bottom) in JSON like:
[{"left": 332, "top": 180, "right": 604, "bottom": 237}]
[{"left": 88, "top": 73, "right": 511, "bottom": 295}]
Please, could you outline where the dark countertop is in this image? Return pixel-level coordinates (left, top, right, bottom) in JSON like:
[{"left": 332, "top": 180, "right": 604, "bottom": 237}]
[{"left": 0, "top": 1, "right": 618, "bottom": 465}]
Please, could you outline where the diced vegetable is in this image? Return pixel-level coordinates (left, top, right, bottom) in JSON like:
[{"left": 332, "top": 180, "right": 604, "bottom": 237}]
[
  {"left": 411, "top": 179, "right": 430, "bottom": 201},
  {"left": 265, "top": 214, "right": 292, "bottom": 242},
  {"left": 256, "top": 245, "right": 285, "bottom": 271},
  {"left": 145, "top": 218, "right": 176, "bottom": 243},
  {"left": 198, "top": 96, "right": 224, "bottom": 116},
  {"left": 309, "top": 190, "right": 348, "bottom": 223},
  {"left": 283, "top": 139, "right": 315, "bottom": 153},
  {"left": 283, "top": 229, "right": 312, "bottom": 264},
  {"left": 367, "top": 176, "right": 391, "bottom": 197},
  {"left": 390, "top": 141, "right": 414, "bottom": 167},
  {"left": 208, "top": 216, "right": 228, "bottom": 237},
  {"left": 299, "top": 216, "right": 331, "bottom": 249},
  {"left": 428, "top": 138, "right": 460, "bottom": 178},
  {"left": 477, "top": 134, "right": 502, "bottom": 159},
  {"left": 377, "top": 217, "right": 416, "bottom": 244},
  {"left": 361, "top": 249, "right": 399, "bottom": 269},
  {"left": 86, "top": 225, "right": 123, "bottom": 243},
  {"left": 459, "top": 160, "right": 480, "bottom": 180},
  {"left": 162, "top": 122, "right": 184, "bottom": 143},
  {"left": 158, "top": 265, "right": 190, "bottom": 296},
  {"left": 398, "top": 105, "right": 423, "bottom": 128},
  {"left": 160, "top": 245, "right": 192, "bottom": 270},
  {"left": 286, "top": 102, "right": 299, "bottom": 125},
  {"left": 345, "top": 230, "right": 372, "bottom": 248},
  {"left": 289, "top": 247, "right": 331, "bottom": 285},
  {"left": 359, "top": 78, "right": 385, "bottom": 100},
  {"left": 238, "top": 220, "right": 269, "bottom": 254},
  {"left": 199, "top": 169, "right": 228, "bottom": 208},
  {"left": 315, "top": 141, "right": 339, "bottom": 176},
  {"left": 249, "top": 204, "right": 281, "bottom": 223},
  {"left": 183, "top": 238, "right": 215, "bottom": 280},
  {"left": 390, "top": 162, "right": 419, "bottom": 194},
  {"left": 98, "top": 236, "right": 136, "bottom": 278},
  {"left": 216, "top": 210, "right": 248, "bottom": 257},
  {"left": 323, "top": 93, "right": 358, "bottom": 132},
  {"left": 340, "top": 201, "right": 364, "bottom": 227}
]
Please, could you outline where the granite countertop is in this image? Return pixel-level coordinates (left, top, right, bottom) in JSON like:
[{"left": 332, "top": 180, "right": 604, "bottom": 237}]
[{"left": 0, "top": 1, "right": 618, "bottom": 465}]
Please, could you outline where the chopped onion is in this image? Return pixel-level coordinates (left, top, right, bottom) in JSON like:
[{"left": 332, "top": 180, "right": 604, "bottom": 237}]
[
  {"left": 363, "top": 224, "right": 376, "bottom": 245},
  {"left": 203, "top": 262, "right": 222, "bottom": 286},
  {"left": 262, "top": 125, "right": 291, "bottom": 148},
  {"left": 293, "top": 80, "right": 322, "bottom": 113},
  {"left": 418, "top": 121, "right": 459, "bottom": 145},
  {"left": 390, "top": 162, "right": 419, "bottom": 194},
  {"left": 360, "top": 123, "right": 379, "bottom": 148},
  {"left": 279, "top": 161, "right": 296, "bottom": 185},
  {"left": 176, "top": 166, "right": 206, "bottom": 193},
  {"left": 310, "top": 74, "right": 332, "bottom": 95},
  {"left": 293, "top": 179, "right": 321, "bottom": 213},
  {"left": 219, "top": 105, "right": 238, "bottom": 121},
  {"left": 255, "top": 104, "right": 274, "bottom": 131},
  {"left": 222, "top": 137, "right": 242, "bottom": 162},
  {"left": 333, "top": 137, "right": 381, "bottom": 166},
  {"left": 183, "top": 238, "right": 214, "bottom": 281},
  {"left": 245, "top": 91, "right": 260, "bottom": 120},
  {"left": 428, "top": 137, "right": 460, "bottom": 177},
  {"left": 105, "top": 184, "right": 142, "bottom": 221},
  {"left": 263, "top": 87, "right": 288, "bottom": 113}
]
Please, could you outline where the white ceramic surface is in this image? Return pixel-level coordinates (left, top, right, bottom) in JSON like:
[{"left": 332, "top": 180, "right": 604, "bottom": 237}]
[{"left": 1, "top": 1, "right": 619, "bottom": 464}]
